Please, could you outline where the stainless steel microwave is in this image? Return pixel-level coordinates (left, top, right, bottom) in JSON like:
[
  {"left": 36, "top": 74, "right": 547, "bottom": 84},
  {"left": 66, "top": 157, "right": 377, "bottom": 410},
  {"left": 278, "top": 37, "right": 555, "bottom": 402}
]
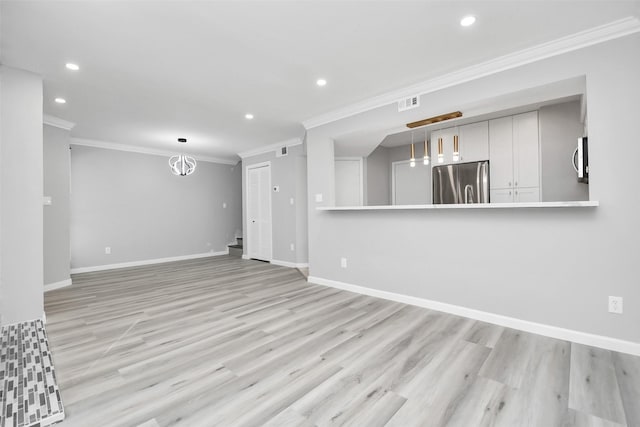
[{"left": 573, "top": 137, "right": 589, "bottom": 184}]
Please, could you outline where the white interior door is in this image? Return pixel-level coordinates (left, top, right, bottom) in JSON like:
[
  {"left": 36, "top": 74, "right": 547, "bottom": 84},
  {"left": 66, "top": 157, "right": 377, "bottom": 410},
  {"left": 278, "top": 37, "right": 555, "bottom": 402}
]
[
  {"left": 247, "top": 163, "right": 272, "bottom": 261},
  {"left": 335, "top": 158, "right": 363, "bottom": 206},
  {"left": 392, "top": 160, "right": 431, "bottom": 205}
]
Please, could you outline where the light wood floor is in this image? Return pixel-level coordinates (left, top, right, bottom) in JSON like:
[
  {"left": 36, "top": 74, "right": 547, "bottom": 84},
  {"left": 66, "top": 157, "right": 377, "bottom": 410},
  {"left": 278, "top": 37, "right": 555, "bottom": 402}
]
[{"left": 45, "top": 256, "right": 640, "bottom": 427}]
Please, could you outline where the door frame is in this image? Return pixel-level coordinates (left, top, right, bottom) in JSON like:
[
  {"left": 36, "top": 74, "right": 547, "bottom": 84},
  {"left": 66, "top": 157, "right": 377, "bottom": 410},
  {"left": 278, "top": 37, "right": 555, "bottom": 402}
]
[
  {"left": 245, "top": 161, "right": 273, "bottom": 261},
  {"left": 334, "top": 157, "right": 364, "bottom": 206}
]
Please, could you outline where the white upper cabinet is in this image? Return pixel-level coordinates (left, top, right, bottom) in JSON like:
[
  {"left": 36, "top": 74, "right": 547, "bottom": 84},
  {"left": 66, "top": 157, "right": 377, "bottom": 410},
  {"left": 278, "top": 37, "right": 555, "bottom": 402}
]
[
  {"left": 489, "top": 116, "right": 515, "bottom": 189},
  {"left": 488, "top": 111, "right": 540, "bottom": 202},
  {"left": 459, "top": 121, "right": 489, "bottom": 162},
  {"left": 513, "top": 111, "right": 540, "bottom": 189}
]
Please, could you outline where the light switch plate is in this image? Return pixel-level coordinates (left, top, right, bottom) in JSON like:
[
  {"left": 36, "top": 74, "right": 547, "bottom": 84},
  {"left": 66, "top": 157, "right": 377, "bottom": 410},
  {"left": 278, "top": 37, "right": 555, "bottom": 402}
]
[
  {"left": 315, "top": 193, "right": 323, "bottom": 202},
  {"left": 43, "top": 196, "right": 52, "bottom": 206}
]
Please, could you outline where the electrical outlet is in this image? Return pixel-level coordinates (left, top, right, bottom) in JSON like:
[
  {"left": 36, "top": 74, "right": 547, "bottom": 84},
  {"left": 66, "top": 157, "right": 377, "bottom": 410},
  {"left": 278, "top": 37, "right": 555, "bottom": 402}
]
[
  {"left": 290, "top": 243, "right": 295, "bottom": 251},
  {"left": 340, "top": 257, "right": 347, "bottom": 268},
  {"left": 105, "top": 246, "right": 111, "bottom": 255},
  {"left": 222, "top": 202, "right": 227, "bottom": 208},
  {"left": 315, "top": 193, "right": 323, "bottom": 202},
  {"left": 608, "top": 296, "right": 623, "bottom": 314},
  {"left": 290, "top": 197, "right": 294, "bottom": 205}
]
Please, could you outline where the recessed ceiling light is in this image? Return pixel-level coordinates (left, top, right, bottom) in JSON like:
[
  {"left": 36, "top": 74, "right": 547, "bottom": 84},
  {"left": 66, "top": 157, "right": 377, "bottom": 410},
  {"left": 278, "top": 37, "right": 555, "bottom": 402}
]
[
  {"left": 65, "top": 63, "right": 80, "bottom": 71},
  {"left": 54, "top": 98, "right": 66, "bottom": 104},
  {"left": 460, "top": 15, "right": 476, "bottom": 27},
  {"left": 245, "top": 113, "right": 254, "bottom": 120},
  {"left": 316, "top": 78, "right": 327, "bottom": 87}
]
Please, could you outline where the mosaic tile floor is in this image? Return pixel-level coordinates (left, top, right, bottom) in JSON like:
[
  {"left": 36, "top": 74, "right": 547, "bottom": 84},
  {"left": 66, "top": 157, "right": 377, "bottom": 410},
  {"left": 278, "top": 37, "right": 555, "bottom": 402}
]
[{"left": 0, "top": 320, "right": 64, "bottom": 427}]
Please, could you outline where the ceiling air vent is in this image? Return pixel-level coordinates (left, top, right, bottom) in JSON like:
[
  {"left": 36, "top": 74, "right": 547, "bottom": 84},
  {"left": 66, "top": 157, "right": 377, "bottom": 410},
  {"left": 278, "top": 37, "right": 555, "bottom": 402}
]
[
  {"left": 275, "top": 146, "right": 288, "bottom": 157},
  {"left": 398, "top": 95, "right": 420, "bottom": 112}
]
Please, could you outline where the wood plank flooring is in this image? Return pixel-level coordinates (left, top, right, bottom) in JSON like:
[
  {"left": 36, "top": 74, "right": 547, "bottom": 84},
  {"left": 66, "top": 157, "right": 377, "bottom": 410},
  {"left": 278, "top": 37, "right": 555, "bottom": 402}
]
[{"left": 44, "top": 256, "right": 640, "bottom": 427}]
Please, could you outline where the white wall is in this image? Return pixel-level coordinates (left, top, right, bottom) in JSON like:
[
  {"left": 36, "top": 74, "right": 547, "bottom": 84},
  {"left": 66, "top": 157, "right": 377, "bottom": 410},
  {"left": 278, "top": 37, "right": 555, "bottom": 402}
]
[
  {"left": 44, "top": 124, "right": 71, "bottom": 285},
  {"left": 241, "top": 143, "right": 308, "bottom": 265},
  {"left": 540, "top": 100, "right": 590, "bottom": 202},
  {"left": 70, "top": 145, "right": 241, "bottom": 269},
  {"left": 306, "top": 34, "right": 640, "bottom": 345},
  {"left": 0, "top": 66, "right": 44, "bottom": 324},
  {"left": 364, "top": 146, "right": 390, "bottom": 206}
]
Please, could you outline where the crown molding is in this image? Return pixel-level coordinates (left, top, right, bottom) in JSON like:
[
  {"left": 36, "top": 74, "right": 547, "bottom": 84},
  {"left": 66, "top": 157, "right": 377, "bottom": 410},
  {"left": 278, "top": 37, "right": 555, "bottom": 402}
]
[
  {"left": 302, "top": 16, "right": 640, "bottom": 130},
  {"left": 70, "top": 138, "right": 239, "bottom": 165},
  {"left": 237, "top": 137, "right": 303, "bottom": 159},
  {"left": 43, "top": 114, "right": 75, "bottom": 130}
]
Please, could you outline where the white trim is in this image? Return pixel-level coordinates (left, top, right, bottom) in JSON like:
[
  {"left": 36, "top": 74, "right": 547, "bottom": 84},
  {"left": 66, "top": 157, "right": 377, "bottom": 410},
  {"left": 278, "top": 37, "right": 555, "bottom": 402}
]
[
  {"left": 302, "top": 17, "right": 640, "bottom": 130},
  {"left": 317, "top": 200, "right": 599, "bottom": 211},
  {"left": 70, "top": 251, "right": 228, "bottom": 274},
  {"left": 71, "top": 138, "right": 239, "bottom": 165},
  {"left": 245, "top": 162, "right": 273, "bottom": 262},
  {"left": 238, "top": 138, "right": 303, "bottom": 159},
  {"left": 43, "top": 114, "right": 75, "bottom": 130},
  {"left": 307, "top": 276, "right": 640, "bottom": 356},
  {"left": 44, "top": 279, "right": 72, "bottom": 292},
  {"left": 270, "top": 259, "right": 309, "bottom": 269},
  {"left": 242, "top": 254, "right": 250, "bottom": 260}
]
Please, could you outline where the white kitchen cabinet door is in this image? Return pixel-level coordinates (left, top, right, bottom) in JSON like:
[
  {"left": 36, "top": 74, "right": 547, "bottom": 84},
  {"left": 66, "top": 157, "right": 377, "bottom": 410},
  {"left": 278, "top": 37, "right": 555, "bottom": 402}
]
[
  {"left": 515, "top": 187, "right": 540, "bottom": 202},
  {"left": 490, "top": 188, "right": 514, "bottom": 203},
  {"left": 489, "top": 116, "right": 514, "bottom": 189},
  {"left": 513, "top": 111, "right": 540, "bottom": 189},
  {"left": 459, "top": 121, "right": 489, "bottom": 163}
]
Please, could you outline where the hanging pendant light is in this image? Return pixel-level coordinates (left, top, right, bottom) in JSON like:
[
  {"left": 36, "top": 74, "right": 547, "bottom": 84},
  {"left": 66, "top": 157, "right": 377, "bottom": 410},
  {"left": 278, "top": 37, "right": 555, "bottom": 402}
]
[
  {"left": 423, "top": 130, "right": 430, "bottom": 165},
  {"left": 453, "top": 135, "right": 460, "bottom": 162},
  {"left": 169, "top": 138, "right": 197, "bottom": 176},
  {"left": 409, "top": 133, "right": 416, "bottom": 168},
  {"left": 437, "top": 137, "right": 444, "bottom": 163}
]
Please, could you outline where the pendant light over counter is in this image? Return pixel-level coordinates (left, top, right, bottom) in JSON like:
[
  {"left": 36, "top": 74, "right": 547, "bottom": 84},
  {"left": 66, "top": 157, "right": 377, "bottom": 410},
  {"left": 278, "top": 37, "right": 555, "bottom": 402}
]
[
  {"left": 453, "top": 135, "right": 460, "bottom": 162},
  {"left": 409, "top": 133, "right": 416, "bottom": 168},
  {"left": 423, "top": 130, "right": 430, "bottom": 165}
]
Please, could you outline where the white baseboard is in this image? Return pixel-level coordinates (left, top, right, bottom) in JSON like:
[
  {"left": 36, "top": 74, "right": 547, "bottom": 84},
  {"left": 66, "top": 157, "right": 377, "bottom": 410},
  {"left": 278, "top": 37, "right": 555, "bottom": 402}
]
[
  {"left": 271, "top": 259, "right": 309, "bottom": 269},
  {"left": 307, "top": 275, "right": 640, "bottom": 356},
  {"left": 44, "top": 279, "right": 72, "bottom": 293},
  {"left": 71, "top": 251, "right": 228, "bottom": 274}
]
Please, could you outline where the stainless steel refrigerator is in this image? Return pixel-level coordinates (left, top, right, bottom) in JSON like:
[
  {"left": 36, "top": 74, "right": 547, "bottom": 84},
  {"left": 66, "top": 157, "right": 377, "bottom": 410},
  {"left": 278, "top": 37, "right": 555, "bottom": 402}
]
[{"left": 432, "top": 161, "right": 489, "bottom": 204}]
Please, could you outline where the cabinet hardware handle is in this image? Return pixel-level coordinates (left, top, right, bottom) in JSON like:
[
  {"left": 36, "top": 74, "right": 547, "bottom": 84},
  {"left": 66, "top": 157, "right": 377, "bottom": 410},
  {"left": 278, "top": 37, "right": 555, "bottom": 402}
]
[
  {"left": 515, "top": 181, "right": 518, "bottom": 186},
  {"left": 509, "top": 191, "right": 511, "bottom": 195},
  {"left": 508, "top": 182, "right": 512, "bottom": 186}
]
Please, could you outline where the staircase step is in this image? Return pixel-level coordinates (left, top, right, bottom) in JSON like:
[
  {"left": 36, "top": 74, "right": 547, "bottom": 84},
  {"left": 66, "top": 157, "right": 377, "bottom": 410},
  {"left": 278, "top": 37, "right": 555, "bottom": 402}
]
[{"left": 228, "top": 246, "right": 243, "bottom": 257}]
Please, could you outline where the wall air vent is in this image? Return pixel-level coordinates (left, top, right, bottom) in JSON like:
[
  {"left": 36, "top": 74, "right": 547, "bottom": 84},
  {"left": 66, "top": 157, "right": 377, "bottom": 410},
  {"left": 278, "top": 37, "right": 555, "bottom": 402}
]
[
  {"left": 275, "top": 146, "right": 288, "bottom": 157},
  {"left": 397, "top": 95, "right": 420, "bottom": 112}
]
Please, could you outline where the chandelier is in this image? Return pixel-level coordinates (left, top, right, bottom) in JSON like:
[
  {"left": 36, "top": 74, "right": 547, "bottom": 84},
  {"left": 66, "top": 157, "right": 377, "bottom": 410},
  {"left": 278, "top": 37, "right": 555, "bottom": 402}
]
[{"left": 169, "top": 138, "right": 197, "bottom": 176}]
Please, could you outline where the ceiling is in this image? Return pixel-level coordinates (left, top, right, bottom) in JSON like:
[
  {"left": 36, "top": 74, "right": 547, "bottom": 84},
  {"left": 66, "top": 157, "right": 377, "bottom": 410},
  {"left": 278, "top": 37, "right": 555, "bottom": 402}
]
[{"left": 2, "top": 1, "right": 639, "bottom": 162}]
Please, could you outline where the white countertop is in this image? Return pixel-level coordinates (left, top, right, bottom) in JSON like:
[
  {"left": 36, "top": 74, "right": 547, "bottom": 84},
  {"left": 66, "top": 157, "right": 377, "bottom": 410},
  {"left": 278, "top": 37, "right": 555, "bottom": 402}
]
[{"left": 317, "top": 201, "right": 599, "bottom": 211}]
